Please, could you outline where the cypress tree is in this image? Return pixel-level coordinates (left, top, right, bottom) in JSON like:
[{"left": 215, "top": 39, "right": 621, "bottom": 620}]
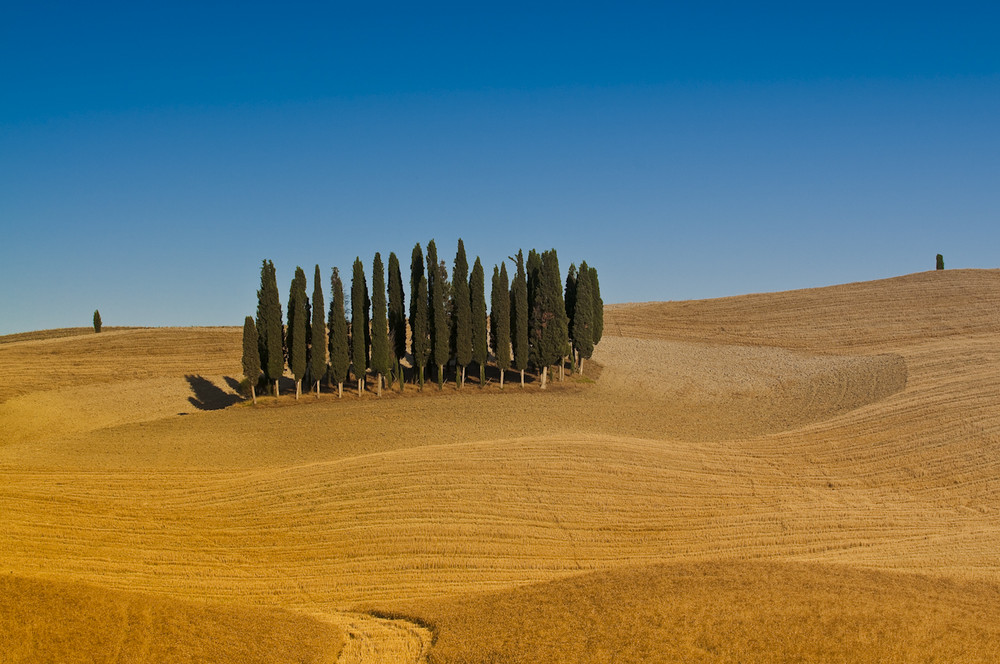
[
  {"left": 242, "top": 315, "right": 260, "bottom": 404},
  {"left": 936, "top": 253, "right": 945, "bottom": 270},
  {"left": 470, "top": 257, "right": 488, "bottom": 387},
  {"left": 531, "top": 249, "right": 569, "bottom": 389},
  {"left": 410, "top": 244, "right": 429, "bottom": 390},
  {"left": 427, "top": 240, "right": 449, "bottom": 390},
  {"left": 387, "top": 251, "right": 406, "bottom": 391},
  {"left": 310, "top": 265, "right": 327, "bottom": 397},
  {"left": 589, "top": 264, "right": 604, "bottom": 347},
  {"left": 351, "top": 257, "right": 369, "bottom": 395},
  {"left": 511, "top": 250, "right": 529, "bottom": 387},
  {"left": 565, "top": 263, "right": 578, "bottom": 368},
  {"left": 573, "top": 261, "right": 595, "bottom": 375},
  {"left": 491, "top": 263, "right": 511, "bottom": 388},
  {"left": 93, "top": 310, "right": 102, "bottom": 333},
  {"left": 328, "top": 267, "right": 350, "bottom": 398},
  {"left": 289, "top": 266, "right": 308, "bottom": 400},
  {"left": 526, "top": 249, "right": 542, "bottom": 320},
  {"left": 451, "top": 239, "right": 472, "bottom": 388},
  {"left": 370, "top": 253, "right": 392, "bottom": 397},
  {"left": 256, "top": 259, "right": 284, "bottom": 396}
]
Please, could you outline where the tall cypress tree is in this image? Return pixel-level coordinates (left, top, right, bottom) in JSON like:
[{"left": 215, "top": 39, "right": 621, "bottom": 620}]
[
  {"left": 256, "top": 259, "right": 284, "bottom": 396},
  {"left": 93, "top": 310, "right": 102, "bottom": 333},
  {"left": 573, "top": 261, "right": 595, "bottom": 375},
  {"left": 531, "top": 249, "right": 569, "bottom": 389},
  {"left": 526, "top": 249, "right": 542, "bottom": 320},
  {"left": 351, "top": 257, "right": 369, "bottom": 395},
  {"left": 589, "top": 264, "right": 604, "bottom": 347},
  {"left": 451, "top": 239, "right": 472, "bottom": 388},
  {"left": 511, "top": 250, "right": 529, "bottom": 387},
  {"left": 242, "top": 316, "right": 260, "bottom": 404},
  {"left": 410, "top": 244, "right": 429, "bottom": 390},
  {"left": 387, "top": 251, "right": 406, "bottom": 391},
  {"left": 328, "top": 267, "right": 350, "bottom": 398},
  {"left": 289, "top": 266, "right": 308, "bottom": 400},
  {"left": 491, "top": 263, "right": 511, "bottom": 388},
  {"left": 427, "top": 239, "right": 449, "bottom": 390},
  {"left": 370, "top": 253, "right": 392, "bottom": 397},
  {"left": 565, "top": 263, "right": 578, "bottom": 369},
  {"left": 470, "top": 257, "right": 488, "bottom": 388},
  {"left": 310, "top": 265, "right": 327, "bottom": 397}
]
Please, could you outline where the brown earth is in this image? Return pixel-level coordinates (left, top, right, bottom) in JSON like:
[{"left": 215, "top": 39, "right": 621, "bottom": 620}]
[{"left": 1, "top": 268, "right": 998, "bottom": 662}]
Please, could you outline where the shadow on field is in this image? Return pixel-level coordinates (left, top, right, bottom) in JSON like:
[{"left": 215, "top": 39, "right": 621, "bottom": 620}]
[{"left": 185, "top": 375, "right": 243, "bottom": 411}]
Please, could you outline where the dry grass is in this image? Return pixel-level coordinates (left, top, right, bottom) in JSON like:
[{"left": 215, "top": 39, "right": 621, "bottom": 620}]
[{"left": 1, "top": 269, "right": 999, "bottom": 662}]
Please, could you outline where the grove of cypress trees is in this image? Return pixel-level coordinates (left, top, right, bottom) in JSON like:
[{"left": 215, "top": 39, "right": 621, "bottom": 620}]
[
  {"left": 451, "top": 239, "right": 472, "bottom": 388},
  {"left": 491, "top": 263, "right": 511, "bottom": 388},
  {"left": 257, "top": 259, "right": 284, "bottom": 396},
  {"left": 387, "top": 252, "right": 406, "bottom": 391},
  {"left": 470, "top": 257, "right": 488, "bottom": 387},
  {"left": 93, "top": 310, "right": 102, "bottom": 333},
  {"left": 351, "top": 257, "right": 369, "bottom": 396},
  {"left": 371, "top": 253, "right": 392, "bottom": 397},
  {"left": 589, "top": 264, "right": 604, "bottom": 347},
  {"left": 242, "top": 315, "right": 260, "bottom": 404},
  {"left": 573, "top": 261, "right": 595, "bottom": 375},
  {"left": 531, "top": 249, "right": 569, "bottom": 389},
  {"left": 410, "top": 244, "right": 430, "bottom": 390},
  {"left": 289, "top": 267, "right": 308, "bottom": 400},
  {"left": 427, "top": 240, "right": 449, "bottom": 390},
  {"left": 328, "top": 267, "right": 350, "bottom": 398},
  {"left": 511, "top": 250, "right": 529, "bottom": 387},
  {"left": 310, "top": 265, "right": 327, "bottom": 397}
]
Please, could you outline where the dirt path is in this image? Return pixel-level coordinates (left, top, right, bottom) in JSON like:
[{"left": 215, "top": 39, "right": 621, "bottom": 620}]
[{"left": 307, "top": 611, "right": 432, "bottom": 664}]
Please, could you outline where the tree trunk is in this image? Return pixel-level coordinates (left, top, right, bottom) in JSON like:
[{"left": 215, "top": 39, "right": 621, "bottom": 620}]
[
  {"left": 418, "top": 365, "right": 424, "bottom": 392},
  {"left": 500, "top": 369, "right": 504, "bottom": 389},
  {"left": 295, "top": 379, "right": 301, "bottom": 400},
  {"left": 338, "top": 382, "right": 343, "bottom": 399},
  {"left": 520, "top": 369, "right": 524, "bottom": 387},
  {"left": 377, "top": 373, "right": 383, "bottom": 397},
  {"left": 460, "top": 365, "right": 466, "bottom": 389},
  {"left": 559, "top": 359, "right": 565, "bottom": 381},
  {"left": 479, "top": 363, "right": 485, "bottom": 388},
  {"left": 250, "top": 384, "right": 256, "bottom": 405},
  {"left": 579, "top": 357, "right": 585, "bottom": 376},
  {"left": 438, "top": 364, "right": 444, "bottom": 390},
  {"left": 358, "top": 378, "right": 363, "bottom": 397},
  {"left": 540, "top": 366, "right": 548, "bottom": 390},
  {"left": 274, "top": 380, "right": 279, "bottom": 397},
  {"left": 315, "top": 380, "right": 320, "bottom": 398}
]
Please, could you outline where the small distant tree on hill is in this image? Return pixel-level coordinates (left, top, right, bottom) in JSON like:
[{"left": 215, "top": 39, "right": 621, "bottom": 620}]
[
  {"left": 289, "top": 267, "right": 308, "bottom": 400},
  {"left": 256, "top": 259, "right": 284, "bottom": 397},
  {"left": 370, "top": 253, "right": 392, "bottom": 397},
  {"left": 470, "top": 257, "right": 488, "bottom": 387},
  {"left": 511, "top": 250, "right": 529, "bottom": 387},
  {"left": 310, "top": 265, "right": 327, "bottom": 397},
  {"left": 451, "top": 239, "right": 472, "bottom": 388},
  {"left": 351, "top": 257, "right": 369, "bottom": 396},
  {"left": 936, "top": 253, "right": 945, "bottom": 270},
  {"left": 93, "top": 310, "right": 102, "bottom": 333},
  {"left": 388, "top": 252, "right": 406, "bottom": 391},
  {"left": 491, "top": 263, "right": 511, "bottom": 388},
  {"left": 241, "top": 316, "right": 260, "bottom": 404},
  {"left": 328, "top": 267, "right": 350, "bottom": 398},
  {"left": 410, "top": 244, "right": 430, "bottom": 390}
]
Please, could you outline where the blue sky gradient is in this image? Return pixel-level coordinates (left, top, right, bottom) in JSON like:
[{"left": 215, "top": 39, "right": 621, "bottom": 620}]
[{"left": 2, "top": 2, "right": 998, "bottom": 333}]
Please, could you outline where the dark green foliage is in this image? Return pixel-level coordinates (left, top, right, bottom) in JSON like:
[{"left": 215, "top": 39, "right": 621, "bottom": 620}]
[
  {"left": 256, "top": 260, "right": 284, "bottom": 390},
  {"left": 370, "top": 253, "right": 393, "bottom": 387},
  {"left": 589, "top": 264, "right": 604, "bottom": 346},
  {"left": 530, "top": 249, "right": 569, "bottom": 372},
  {"left": 241, "top": 316, "right": 260, "bottom": 384},
  {"left": 491, "top": 263, "right": 511, "bottom": 375},
  {"left": 451, "top": 239, "right": 472, "bottom": 384},
  {"left": 410, "top": 244, "right": 429, "bottom": 389},
  {"left": 936, "top": 253, "right": 945, "bottom": 270},
  {"left": 565, "top": 263, "right": 578, "bottom": 337},
  {"left": 427, "top": 240, "right": 449, "bottom": 389},
  {"left": 289, "top": 267, "right": 308, "bottom": 386},
  {"left": 93, "top": 310, "right": 102, "bottom": 333},
  {"left": 387, "top": 252, "right": 407, "bottom": 383},
  {"left": 573, "top": 261, "right": 595, "bottom": 362},
  {"left": 470, "top": 257, "right": 488, "bottom": 386},
  {"left": 511, "top": 251, "right": 529, "bottom": 376},
  {"left": 350, "top": 257, "right": 369, "bottom": 385},
  {"left": 526, "top": 249, "right": 541, "bottom": 318},
  {"left": 310, "top": 265, "right": 327, "bottom": 390},
  {"left": 286, "top": 267, "right": 308, "bottom": 369},
  {"left": 327, "top": 268, "right": 350, "bottom": 388}
]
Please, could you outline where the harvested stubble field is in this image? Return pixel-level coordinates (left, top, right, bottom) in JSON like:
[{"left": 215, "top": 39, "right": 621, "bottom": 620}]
[{"left": 1, "top": 268, "right": 999, "bottom": 662}]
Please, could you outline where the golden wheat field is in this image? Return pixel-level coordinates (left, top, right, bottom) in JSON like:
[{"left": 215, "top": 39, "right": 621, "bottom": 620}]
[{"left": 2, "top": 268, "right": 1000, "bottom": 662}]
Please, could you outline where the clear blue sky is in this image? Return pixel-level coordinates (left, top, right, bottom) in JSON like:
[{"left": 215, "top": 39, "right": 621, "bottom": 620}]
[{"left": 2, "top": 2, "right": 998, "bottom": 334}]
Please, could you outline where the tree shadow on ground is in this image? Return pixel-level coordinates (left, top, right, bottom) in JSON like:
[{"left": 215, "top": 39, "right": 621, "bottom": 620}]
[{"left": 185, "top": 374, "right": 243, "bottom": 411}]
